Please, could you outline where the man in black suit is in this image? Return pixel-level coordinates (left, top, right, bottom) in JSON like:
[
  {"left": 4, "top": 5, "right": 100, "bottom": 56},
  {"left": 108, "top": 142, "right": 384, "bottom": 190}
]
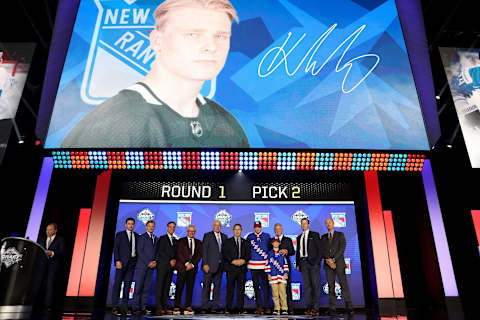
[
  {"left": 296, "top": 218, "right": 322, "bottom": 316},
  {"left": 155, "top": 221, "right": 177, "bottom": 315},
  {"left": 111, "top": 217, "right": 139, "bottom": 316},
  {"left": 133, "top": 220, "right": 158, "bottom": 314},
  {"left": 37, "top": 223, "right": 65, "bottom": 311},
  {"left": 173, "top": 224, "right": 203, "bottom": 315},
  {"left": 272, "top": 223, "right": 295, "bottom": 315},
  {"left": 322, "top": 217, "right": 353, "bottom": 316},
  {"left": 201, "top": 220, "right": 228, "bottom": 313},
  {"left": 222, "top": 223, "right": 251, "bottom": 314}
]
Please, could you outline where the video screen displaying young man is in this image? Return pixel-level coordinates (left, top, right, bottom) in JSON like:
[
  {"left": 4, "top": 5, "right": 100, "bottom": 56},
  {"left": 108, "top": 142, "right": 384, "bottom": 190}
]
[{"left": 61, "top": 0, "right": 249, "bottom": 148}]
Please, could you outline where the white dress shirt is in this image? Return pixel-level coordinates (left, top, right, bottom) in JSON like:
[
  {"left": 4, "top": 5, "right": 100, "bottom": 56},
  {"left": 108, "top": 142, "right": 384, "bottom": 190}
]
[{"left": 300, "top": 230, "right": 309, "bottom": 258}]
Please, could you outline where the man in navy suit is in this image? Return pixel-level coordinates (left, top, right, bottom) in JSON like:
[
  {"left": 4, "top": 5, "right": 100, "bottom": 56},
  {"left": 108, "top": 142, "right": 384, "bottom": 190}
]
[
  {"left": 111, "top": 217, "right": 138, "bottom": 316},
  {"left": 201, "top": 220, "right": 228, "bottom": 313},
  {"left": 296, "top": 218, "right": 322, "bottom": 316},
  {"left": 155, "top": 221, "right": 177, "bottom": 315},
  {"left": 37, "top": 223, "right": 65, "bottom": 311},
  {"left": 133, "top": 220, "right": 158, "bottom": 314}
]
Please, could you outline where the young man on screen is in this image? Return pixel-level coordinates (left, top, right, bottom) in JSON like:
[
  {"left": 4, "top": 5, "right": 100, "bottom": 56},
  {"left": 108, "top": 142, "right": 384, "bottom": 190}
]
[{"left": 61, "top": 0, "right": 249, "bottom": 148}]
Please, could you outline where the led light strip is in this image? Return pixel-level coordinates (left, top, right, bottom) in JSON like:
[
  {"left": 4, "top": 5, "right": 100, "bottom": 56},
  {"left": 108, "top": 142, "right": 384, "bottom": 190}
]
[{"left": 51, "top": 151, "right": 426, "bottom": 172}]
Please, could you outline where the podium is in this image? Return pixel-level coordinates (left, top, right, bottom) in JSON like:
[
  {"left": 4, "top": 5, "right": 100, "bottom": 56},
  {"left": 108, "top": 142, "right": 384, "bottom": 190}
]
[{"left": 0, "top": 237, "right": 49, "bottom": 313}]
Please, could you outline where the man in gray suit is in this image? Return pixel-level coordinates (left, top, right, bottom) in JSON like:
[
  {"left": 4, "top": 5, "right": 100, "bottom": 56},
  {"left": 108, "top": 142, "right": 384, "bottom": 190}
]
[
  {"left": 201, "top": 220, "right": 228, "bottom": 313},
  {"left": 322, "top": 217, "right": 353, "bottom": 316}
]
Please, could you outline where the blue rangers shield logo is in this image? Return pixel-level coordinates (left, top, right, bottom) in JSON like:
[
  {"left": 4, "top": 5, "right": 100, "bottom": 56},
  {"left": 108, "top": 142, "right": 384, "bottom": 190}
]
[
  {"left": 291, "top": 283, "right": 301, "bottom": 301},
  {"left": 254, "top": 212, "right": 270, "bottom": 227},
  {"left": 81, "top": 0, "right": 215, "bottom": 105},
  {"left": 177, "top": 211, "right": 192, "bottom": 227},
  {"left": 323, "top": 282, "right": 342, "bottom": 300},
  {"left": 331, "top": 212, "right": 346, "bottom": 227}
]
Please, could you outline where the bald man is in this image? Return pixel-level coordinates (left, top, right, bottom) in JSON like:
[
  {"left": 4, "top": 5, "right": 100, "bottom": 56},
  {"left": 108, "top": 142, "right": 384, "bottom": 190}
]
[{"left": 321, "top": 218, "right": 353, "bottom": 315}]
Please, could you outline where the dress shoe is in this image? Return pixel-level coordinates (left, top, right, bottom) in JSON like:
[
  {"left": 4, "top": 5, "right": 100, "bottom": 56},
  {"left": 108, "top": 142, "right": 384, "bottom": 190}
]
[
  {"left": 345, "top": 307, "right": 354, "bottom": 315},
  {"left": 172, "top": 308, "right": 181, "bottom": 315},
  {"left": 288, "top": 309, "right": 294, "bottom": 315},
  {"left": 111, "top": 307, "right": 122, "bottom": 316},
  {"left": 328, "top": 308, "right": 337, "bottom": 316},
  {"left": 264, "top": 308, "right": 272, "bottom": 314},
  {"left": 304, "top": 309, "right": 312, "bottom": 315},
  {"left": 156, "top": 307, "right": 164, "bottom": 315},
  {"left": 255, "top": 308, "right": 264, "bottom": 314},
  {"left": 165, "top": 308, "right": 173, "bottom": 315},
  {"left": 239, "top": 309, "right": 248, "bottom": 314},
  {"left": 184, "top": 307, "right": 195, "bottom": 315},
  {"left": 126, "top": 307, "right": 133, "bottom": 315},
  {"left": 311, "top": 309, "right": 319, "bottom": 316}
]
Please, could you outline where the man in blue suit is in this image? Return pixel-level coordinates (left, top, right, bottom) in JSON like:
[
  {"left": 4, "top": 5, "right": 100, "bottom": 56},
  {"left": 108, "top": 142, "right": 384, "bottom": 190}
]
[
  {"left": 200, "top": 220, "right": 228, "bottom": 313},
  {"left": 111, "top": 217, "right": 139, "bottom": 316},
  {"left": 37, "top": 223, "right": 65, "bottom": 312},
  {"left": 133, "top": 220, "right": 158, "bottom": 315}
]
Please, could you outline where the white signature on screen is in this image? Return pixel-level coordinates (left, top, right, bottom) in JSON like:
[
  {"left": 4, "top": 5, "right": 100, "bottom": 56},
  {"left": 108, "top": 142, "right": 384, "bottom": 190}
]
[{"left": 258, "top": 23, "right": 381, "bottom": 94}]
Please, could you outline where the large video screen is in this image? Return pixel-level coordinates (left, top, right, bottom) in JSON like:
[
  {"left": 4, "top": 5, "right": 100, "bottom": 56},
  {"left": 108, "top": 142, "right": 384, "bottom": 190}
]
[
  {"left": 439, "top": 47, "right": 480, "bottom": 168},
  {"left": 45, "top": 0, "right": 429, "bottom": 150},
  {"left": 107, "top": 201, "right": 365, "bottom": 307}
]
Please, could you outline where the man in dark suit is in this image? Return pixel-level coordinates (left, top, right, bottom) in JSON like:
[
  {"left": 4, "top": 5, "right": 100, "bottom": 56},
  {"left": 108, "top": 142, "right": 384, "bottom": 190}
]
[
  {"left": 272, "top": 223, "right": 295, "bottom": 315},
  {"left": 201, "top": 220, "right": 228, "bottom": 313},
  {"left": 37, "top": 223, "right": 65, "bottom": 311},
  {"left": 322, "top": 217, "right": 353, "bottom": 316},
  {"left": 222, "top": 223, "right": 251, "bottom": 314},
  {"left": 296, "top": 218, "right": 322, "bottom": 316},
  {"left": 155, "top": 221, "right": 177, "bottom": 315},
  {"left": 133, "top": 220, "right": 158, "bottom": 314},
  {"left": 173, "top": 224, "right": 203, "bottom": 315},
  {"left": 111, "top": 217, "right": 139, "bottom": 316}
]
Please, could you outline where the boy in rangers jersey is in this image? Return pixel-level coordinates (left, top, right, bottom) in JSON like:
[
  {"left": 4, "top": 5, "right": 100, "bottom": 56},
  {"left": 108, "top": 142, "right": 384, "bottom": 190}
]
[
  {"left": 265, "top": 238, "right": 289, "bottom": 315},
  {"left": 246, "top": 221, "right": 271, "bottom": 314},
  {"left": 61, "top": 0, "right": 249, "bottom": 148}
]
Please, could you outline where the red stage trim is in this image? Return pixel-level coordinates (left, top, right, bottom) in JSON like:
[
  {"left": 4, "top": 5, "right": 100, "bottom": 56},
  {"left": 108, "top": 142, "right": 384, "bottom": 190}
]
[
  {"left": 364, "top": 171, "right": 394, "bottom": 298},
  {"left": 383, "top": 210, "right": 404, "bottom": 298},
  {"left": 66, "top": 208, "right": 91, "bottom": 296},
  {"left": 78, "top": 170, "right": 112, "bottom": 296},
  {"left": 472, "top": 210, "right": 480, "bottom": 253}
]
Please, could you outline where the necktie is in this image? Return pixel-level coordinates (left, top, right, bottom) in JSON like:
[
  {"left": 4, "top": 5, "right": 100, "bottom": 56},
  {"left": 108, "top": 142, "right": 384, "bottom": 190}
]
[
  {"left": 150, "top": 234, "right": 154, "bottom": 245},
  {"left": 169, "top": 235, "right": 173, "bottom": 246},
  {"left": 216, "top": 234, "right": 222, "bottom": 251},
  {"left": 47, "top": 237, "right": 51, "bottom": 249},
  {"left": 129, "top": 232, "right": 133, "bottom": 254},
  {"left": 189, "top": 238, "right": 193, "bottom": 257},
  {"left": 329, "top": 232, "right": 333, "bottom": 243},
  {"left": 302, "top": 233, "right": 307, "bottom": 257},
  {"left": 236, "top": 238, "right": 241, "bottom": 259}
]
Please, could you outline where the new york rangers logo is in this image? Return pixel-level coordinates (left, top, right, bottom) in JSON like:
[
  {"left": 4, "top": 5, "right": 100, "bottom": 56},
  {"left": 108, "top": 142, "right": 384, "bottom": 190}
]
[
  {"left": 291, "top": 283, "right": 301, "bottom": 301},
  {"left": 254, "top": 212, "right": 269, "bottom": 227},
  {"left": 177, "top": 211, "right": 192, "bottom": 227},
  {"left": 81, "top": 0, "right": 216, "bottom": 105},
  {"left": 344, "top": 258, "right": 351, "bottom": 274},
  {"left": 331, "top": 212, "right": 346, "bottom": 227}
]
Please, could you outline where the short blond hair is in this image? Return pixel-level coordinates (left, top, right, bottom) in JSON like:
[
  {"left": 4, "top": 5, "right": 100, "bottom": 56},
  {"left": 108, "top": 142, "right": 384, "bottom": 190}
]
[{"left": 154, "top": 0, "right": 239, "bottom": 29}]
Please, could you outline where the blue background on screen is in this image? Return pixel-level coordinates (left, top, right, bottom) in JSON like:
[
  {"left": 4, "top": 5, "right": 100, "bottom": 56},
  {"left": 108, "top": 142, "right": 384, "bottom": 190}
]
[
  {"left": 45, "top": 0, "right": 428, "bottom": 150},
  {"left": 107, "top": 201, "right": 365, "bottom": 307}
]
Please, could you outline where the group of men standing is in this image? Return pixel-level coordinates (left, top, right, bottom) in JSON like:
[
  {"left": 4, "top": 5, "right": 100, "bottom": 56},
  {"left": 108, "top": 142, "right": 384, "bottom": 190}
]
[{"left": 111, "top": 217, "right": 352, "bottom": 316}]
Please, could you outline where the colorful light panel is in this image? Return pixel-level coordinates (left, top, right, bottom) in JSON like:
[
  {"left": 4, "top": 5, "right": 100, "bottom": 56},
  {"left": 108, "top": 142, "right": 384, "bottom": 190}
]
[{"left": 51, "top": 151, "right": 426, "bottom": 172}]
